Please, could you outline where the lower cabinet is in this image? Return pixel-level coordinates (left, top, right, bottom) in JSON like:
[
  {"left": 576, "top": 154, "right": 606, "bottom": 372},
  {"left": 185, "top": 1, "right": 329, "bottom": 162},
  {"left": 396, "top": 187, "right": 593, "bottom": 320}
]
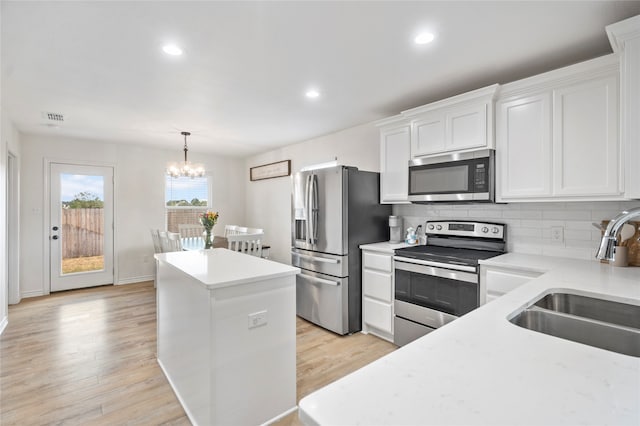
[
  {"left": 480, "top": 264, "right": 543, "bottom": 303},
  {"left": 361, "top": 249, "right": 394, "bottom": 342}
]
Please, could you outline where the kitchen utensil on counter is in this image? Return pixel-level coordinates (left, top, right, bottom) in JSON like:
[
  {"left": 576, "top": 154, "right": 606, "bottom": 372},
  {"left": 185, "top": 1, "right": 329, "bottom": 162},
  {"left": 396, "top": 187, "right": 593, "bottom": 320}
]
[
  {"left": 619, "top": 223, "right": 636, "bottom": 246},
  {"left": 612, "top": 246, "right": 629, "bottom": 267}
]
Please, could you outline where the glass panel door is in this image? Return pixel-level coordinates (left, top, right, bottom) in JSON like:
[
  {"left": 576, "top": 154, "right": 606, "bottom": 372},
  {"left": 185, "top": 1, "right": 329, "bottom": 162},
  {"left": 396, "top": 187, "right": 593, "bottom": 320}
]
[{"left": 50, "top": 163, "right": 114, "bottom": 292}]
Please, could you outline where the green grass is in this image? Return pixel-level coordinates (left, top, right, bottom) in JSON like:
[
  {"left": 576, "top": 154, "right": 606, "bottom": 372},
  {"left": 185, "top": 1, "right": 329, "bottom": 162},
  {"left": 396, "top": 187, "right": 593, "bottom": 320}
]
[{"left": 62, "top": 255, "right": 104, "bottom": 274}]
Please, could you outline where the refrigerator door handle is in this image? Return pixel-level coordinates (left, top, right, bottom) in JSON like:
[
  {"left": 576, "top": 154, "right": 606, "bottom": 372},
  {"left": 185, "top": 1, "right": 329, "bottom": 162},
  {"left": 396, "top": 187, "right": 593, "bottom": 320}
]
[
  {"left": 291, "top": 251, "right": 340, "bottom": 264},
  {"left": 310, "top": 174, "right": 319, "bottom": 244},
  {"left": 305, "top": 174, "right": 312, "bottom": 245},
  {"left": 298, "top": 273, "right": 340, "bottom": 287}
]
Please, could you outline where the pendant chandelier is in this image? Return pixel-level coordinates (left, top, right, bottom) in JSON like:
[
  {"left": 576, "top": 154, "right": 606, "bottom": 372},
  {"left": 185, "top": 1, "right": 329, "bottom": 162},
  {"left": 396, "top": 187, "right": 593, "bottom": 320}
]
[{"left": 166, "top": 131, "right": 205, "bottom": 178}]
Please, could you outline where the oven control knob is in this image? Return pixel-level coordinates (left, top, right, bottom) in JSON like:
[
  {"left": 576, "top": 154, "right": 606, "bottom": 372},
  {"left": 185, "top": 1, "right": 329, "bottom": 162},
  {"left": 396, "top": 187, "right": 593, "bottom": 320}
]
[
  {"left": 492, "top": 227, "right": 500, "bottom": 234},
  {"left": 427, "top": 224, "right": 434, "bottom": 230},
  {"left": 436, "top": 225, "right": 442, "bottom": 230},
  {"left": 481, "top": 227, "right": 489, "bottom": 233}
]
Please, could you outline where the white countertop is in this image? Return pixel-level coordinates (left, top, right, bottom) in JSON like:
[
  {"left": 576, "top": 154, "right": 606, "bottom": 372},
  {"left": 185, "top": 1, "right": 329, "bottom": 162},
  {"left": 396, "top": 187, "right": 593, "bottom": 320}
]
[
  {"left": 154, "top": 248, "right": 299, "bottom": 289},
  {"left": 359, "top": 241, "right": 412, "bottom": 253},
  {"left": 299, "top": 254, "right": 640, "bottom": 425}
]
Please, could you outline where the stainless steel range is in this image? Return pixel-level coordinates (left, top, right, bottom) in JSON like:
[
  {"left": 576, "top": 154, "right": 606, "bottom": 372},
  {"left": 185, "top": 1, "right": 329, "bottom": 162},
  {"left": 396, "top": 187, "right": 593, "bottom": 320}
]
[{"left": 393, "top": 220, "right": 506, "bottom": 346}]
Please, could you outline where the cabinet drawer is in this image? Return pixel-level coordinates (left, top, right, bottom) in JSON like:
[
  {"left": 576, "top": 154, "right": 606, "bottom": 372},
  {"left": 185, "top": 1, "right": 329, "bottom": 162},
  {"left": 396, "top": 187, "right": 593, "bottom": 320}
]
[
  {"left": 362, "top": 251, "right": 392, "bottom": 272},
  {"left": 363, "top": 298, "right": 393, "bottom": 334},
  {"left": 363, "top": 269, "right": 393, "bottom": 302},
  {"left": 485, "top": 268, "right": 541, "bottom": 296}
]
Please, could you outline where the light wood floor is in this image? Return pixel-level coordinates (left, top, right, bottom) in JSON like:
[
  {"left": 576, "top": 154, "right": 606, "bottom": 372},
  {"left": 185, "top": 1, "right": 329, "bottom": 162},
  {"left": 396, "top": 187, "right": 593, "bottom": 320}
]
[{"left": 0, "top": 281, "right": 396, "bottom": 425}]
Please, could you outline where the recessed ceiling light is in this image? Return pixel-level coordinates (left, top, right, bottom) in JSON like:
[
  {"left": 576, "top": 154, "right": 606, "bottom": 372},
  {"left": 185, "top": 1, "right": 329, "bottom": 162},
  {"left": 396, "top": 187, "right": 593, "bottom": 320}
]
[
  {"left": 305, "top": 89, "right": 320, "bottom": 99},
  {"left": 162, "top": 44, "right": 183, "bottom": 56},
  {"left": 414, "top": 32, "right": 435, "bottom": 45}
]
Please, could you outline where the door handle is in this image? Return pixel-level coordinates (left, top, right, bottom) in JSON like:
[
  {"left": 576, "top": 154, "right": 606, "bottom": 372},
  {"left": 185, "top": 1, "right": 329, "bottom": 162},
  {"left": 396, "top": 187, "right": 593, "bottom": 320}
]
[
  {"left": 298, "top": 273, "right": 340, "bottom": 286},
  {"left": 291, "top": 251, "right": 340, "bottom": 264}
]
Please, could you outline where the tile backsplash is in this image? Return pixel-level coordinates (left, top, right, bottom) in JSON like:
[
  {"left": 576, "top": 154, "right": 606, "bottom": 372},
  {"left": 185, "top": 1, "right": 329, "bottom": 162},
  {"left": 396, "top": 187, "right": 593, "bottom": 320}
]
[{"left": 393, "top": 201, "right": 640, "bottom": 260}]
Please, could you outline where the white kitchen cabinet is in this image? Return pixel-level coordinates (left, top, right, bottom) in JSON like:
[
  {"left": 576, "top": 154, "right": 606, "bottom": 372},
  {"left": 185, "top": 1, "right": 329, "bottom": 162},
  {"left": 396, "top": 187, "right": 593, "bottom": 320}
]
[
  {"left": 497, "top": 93, "right": 552, "bottom": 198},
  {"left": 404, "top": 84, "right": 498, "bottom": 158},
  {"left": 377, "top": 116, "right": 411, "bottom": 204},
  {"left": 480, "top": 264, "right": 542, "bottom": 303},
  {"left": 497, "top": 54, "right": 623, "bottom": 202},
  {"left": 361, "top": 249, "right": 394, "bottom": 342},
  {"left": 607, "top": 15, "right": 640, "bottom": 199}
]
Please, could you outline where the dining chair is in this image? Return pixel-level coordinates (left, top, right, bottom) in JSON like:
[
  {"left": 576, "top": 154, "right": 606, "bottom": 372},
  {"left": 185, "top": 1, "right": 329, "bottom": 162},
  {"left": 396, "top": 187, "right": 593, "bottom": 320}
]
[
  {"left": 160, "top": 231, "right": 183, "bottom": 252},
  {"left": 227, "top": 233, "right": 263, "bottom": 257},
  {"left": 150, "top": 228, "right": 162, "bottom": 254},
  {"left": 246, "top": 227, "right": 264, "bottom": 234},
  {"left": 224, "top": 225, "right": 249, "bottom": 237},
  {"left": 178, "top": 223, "right": 204, "bottom": 238}
]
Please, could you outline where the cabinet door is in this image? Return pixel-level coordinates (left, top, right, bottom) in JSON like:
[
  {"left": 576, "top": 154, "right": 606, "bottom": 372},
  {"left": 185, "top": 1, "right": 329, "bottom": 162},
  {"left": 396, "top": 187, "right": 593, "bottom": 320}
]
[
  {"left": 497, "top": 93, "right": 552, "bottom": 200},
  {"left": 446, "top": 102, "right": 488, "bottom": 151},
  {"left": 411, "top": 111, "right": 445, "bottom": 156},
  {"left": 380, "top": 124, "right": 411, "bottom": 203},
  {"left": 553, "top": 75, "right": 620, "bottom": 196},
  {"left": 482, "top": 266, "right": 542, "bottom": 302}
]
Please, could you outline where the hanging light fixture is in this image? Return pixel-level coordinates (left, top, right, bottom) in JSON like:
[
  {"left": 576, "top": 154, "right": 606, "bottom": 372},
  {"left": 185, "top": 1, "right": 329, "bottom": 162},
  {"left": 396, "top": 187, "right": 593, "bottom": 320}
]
[{"left": 166, "top": 131, "right": 205, "bottom": 178}]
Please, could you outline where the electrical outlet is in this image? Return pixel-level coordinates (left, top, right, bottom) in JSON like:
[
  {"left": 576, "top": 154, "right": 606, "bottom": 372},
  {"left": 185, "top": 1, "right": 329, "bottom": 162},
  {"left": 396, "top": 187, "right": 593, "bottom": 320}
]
[
  {"left": 551, "top": 226, "right": 564, "bottom": 243},
  {"left": 248, "top": 310, "right": 268, "bottom": 329}
]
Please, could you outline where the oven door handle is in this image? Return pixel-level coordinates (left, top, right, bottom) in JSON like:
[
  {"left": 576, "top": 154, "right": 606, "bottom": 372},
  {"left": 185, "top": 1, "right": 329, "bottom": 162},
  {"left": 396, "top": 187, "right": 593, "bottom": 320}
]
[
  {"left": 394, "top": 260, "right": 478, "bottom": 284},
  {"left": 393, "top": 256, "right": 477, "bottom": 274}
]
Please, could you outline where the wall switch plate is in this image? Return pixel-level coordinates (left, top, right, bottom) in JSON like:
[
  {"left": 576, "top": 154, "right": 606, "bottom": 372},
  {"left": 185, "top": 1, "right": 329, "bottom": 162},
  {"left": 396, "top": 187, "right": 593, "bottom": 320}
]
[
  {"left": 551, "top": 226, "right": 564, "bottom": 243},
  {"left": 248, "top": 310, "right": 268, "bottom": 329}
]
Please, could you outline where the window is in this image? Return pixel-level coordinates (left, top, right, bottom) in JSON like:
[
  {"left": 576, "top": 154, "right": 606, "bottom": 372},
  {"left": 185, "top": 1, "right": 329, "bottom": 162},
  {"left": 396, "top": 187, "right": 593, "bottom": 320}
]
[
  {"left": 165, "top": 175, "right": 209, "bottom": 207},
  {"left": 165, "top": 175, "right": 211, "bottom": 232}
]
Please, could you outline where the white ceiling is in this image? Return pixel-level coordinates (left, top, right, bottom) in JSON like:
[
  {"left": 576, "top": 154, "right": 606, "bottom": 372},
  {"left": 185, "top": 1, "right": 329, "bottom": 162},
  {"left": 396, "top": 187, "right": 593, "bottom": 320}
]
[{"left": 2, "top": 1, "right": 640, "bottom": 157}]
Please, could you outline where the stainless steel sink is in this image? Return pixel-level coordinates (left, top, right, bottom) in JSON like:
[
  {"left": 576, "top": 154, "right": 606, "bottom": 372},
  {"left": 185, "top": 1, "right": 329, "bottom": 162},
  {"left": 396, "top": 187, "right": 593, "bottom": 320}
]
[
  {"left": 510, "top": 292, "right": 640, "bottom": 357},
  {"left": 533, "top": 292, "right": 640, "bottom": 329}
]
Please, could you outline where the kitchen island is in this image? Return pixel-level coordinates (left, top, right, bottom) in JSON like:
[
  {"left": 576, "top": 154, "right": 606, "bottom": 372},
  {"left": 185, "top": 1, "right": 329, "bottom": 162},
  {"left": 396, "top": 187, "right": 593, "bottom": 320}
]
[
  {"left": 299, "top": 254, "right": 640, "bottom": 425},
  {"left": 154, "top": 248, "right": 299, "bottom": 426}
]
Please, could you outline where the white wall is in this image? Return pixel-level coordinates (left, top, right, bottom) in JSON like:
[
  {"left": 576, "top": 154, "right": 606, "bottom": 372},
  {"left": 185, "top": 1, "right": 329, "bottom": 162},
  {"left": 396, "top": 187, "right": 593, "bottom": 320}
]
[
  {"left": 394, "top": 200, "right": 640, "bottom": 260},
  {"left": 244, "top": 122, "right": 380, "bottom": 264},
  {"left": 20, "top": 133, "right": 245, "bottom": 297}
]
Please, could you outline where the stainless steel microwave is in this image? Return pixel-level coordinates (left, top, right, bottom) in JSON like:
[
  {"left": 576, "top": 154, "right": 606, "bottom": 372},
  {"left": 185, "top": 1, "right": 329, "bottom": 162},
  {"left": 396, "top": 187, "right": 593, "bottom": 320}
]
[{"left": 408, "top": 149, "right": 494, "bottom": 203}]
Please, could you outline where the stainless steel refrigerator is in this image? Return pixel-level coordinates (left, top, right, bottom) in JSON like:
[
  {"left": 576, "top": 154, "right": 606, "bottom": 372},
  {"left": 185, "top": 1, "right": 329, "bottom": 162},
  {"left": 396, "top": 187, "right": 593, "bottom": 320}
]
[{"left": 291, "top": 166, "right": 391, "bottom": 335}]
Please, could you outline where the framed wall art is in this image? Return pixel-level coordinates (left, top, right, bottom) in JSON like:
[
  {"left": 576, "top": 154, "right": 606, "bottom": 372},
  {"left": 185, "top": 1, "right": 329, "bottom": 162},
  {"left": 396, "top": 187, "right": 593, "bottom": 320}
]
[{"left": 250, "top": 160, "right": 291, "bottom": 181}]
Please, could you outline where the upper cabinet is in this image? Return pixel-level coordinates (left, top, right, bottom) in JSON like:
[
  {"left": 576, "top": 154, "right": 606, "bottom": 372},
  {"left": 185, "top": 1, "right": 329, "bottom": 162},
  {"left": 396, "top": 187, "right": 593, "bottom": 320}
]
[
  {"left": 496, "top": 55, "right": 622, "bottom": 202},
  {"left": 377, "top": 116, "right": 411, "bottom": 204},
  {"left": 376, "top": 85, "right": 498, "bottom": 204},
  {"left": 607, "top": 15, "right": 640, "bottom": 200},
  {"left": 404, "top": 84, "right": 499, "bottom": 158}
]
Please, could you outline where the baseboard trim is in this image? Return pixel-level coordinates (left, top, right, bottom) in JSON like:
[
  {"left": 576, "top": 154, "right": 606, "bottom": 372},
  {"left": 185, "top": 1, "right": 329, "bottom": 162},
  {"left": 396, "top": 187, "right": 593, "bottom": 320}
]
[
  {"left": 21, "top": 290, "right": 45, "bottom": 299},
  {"left": 116, "top": 275, "right": 154, "bottom": 285},
  {"left": 0, "top": 316, "right": 8, "bottom": 335}
]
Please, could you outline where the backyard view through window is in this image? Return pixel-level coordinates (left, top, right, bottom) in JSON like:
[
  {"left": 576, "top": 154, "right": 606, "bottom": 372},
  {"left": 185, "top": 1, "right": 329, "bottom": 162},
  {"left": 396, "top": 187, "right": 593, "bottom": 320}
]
[
  {"left": 60, "top": 173, "right": 105, "bottom": 274},
  {"left": 165, "top": 175, "right": 210, "bottom": 232}
]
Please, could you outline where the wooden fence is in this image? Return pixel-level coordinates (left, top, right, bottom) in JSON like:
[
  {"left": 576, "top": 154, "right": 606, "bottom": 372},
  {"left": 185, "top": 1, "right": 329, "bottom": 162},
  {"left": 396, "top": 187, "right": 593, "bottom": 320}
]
[{"left": 62, "top": 208, "right": 103, "bottom": 258}]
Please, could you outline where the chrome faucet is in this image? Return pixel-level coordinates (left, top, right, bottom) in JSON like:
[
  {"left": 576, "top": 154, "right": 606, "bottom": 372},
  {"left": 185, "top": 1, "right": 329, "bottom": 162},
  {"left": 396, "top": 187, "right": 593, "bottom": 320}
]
[{"left": 596, "top": 207, "right": 640, "bottom": 261}]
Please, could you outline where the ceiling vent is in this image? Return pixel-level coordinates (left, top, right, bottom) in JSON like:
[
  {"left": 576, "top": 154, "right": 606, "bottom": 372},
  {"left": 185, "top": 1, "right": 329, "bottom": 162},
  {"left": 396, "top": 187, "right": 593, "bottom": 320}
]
[{"left": 41, "top": 111, "right": 64, "bottom": 123}]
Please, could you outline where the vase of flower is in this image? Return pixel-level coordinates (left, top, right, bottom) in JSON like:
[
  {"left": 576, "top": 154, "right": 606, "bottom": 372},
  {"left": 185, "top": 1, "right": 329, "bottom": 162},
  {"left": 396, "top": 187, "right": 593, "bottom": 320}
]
[
  {"left": 199, "top": 211, "right": 219, "bottom": 249},
  {"left": 203, "top": 228, "right": 214, "bottom": 249}
]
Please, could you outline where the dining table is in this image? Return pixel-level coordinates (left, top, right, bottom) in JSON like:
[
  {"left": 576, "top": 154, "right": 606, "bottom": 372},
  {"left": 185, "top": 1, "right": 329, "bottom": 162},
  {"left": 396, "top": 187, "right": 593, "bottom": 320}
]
[{"left": 181, "top": 235, "right": 270, "bottom": 258}]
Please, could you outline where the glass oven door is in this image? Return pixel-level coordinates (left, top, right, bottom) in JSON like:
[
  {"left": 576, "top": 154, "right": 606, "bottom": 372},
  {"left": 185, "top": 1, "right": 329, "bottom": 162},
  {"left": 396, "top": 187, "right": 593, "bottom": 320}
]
[{"left": 394, "top": 260, "right": 479, "bottom": 317}]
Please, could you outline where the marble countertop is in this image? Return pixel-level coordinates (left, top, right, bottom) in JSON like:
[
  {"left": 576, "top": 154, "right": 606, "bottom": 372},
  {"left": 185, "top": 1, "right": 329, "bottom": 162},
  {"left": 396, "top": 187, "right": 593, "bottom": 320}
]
[
  {"left": 359, "top": 241, "right": 412, "bottom": 253},
  {"left": 299, "top": 254, "right": 640, "bottom": 425},
  {"left": 154, "top": 248, "right": 299, "bottom": 289}
]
